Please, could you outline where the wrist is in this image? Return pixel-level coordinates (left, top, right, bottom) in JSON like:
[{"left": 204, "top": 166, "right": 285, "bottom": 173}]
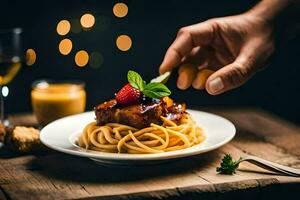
[{"left": 245, "top": 0, "right": 293, "bottom": 26}]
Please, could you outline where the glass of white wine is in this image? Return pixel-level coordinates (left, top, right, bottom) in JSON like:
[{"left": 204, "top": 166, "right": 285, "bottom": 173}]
[{"left": 0, "top": 28, "right": 22, "bottom": 125}]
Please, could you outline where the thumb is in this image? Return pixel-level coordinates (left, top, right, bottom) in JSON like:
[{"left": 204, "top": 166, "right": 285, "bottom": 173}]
[{"left": 205, "top": 53, "right": 258, "bottom": 95}]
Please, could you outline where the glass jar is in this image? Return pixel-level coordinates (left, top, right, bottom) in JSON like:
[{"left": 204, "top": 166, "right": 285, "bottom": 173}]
[{"left": 31, "top": 80, "right": 86, "bottom": 125}]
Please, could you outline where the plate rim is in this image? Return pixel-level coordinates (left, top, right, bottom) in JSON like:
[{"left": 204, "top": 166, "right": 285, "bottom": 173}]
[{"left": 40, "top": 110, "right": 236, "bottom": 161}]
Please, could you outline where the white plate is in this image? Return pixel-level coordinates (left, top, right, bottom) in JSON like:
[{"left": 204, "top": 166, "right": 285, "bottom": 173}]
[{"left": 40, "top": 110, "right": 235, "bottom": 166}]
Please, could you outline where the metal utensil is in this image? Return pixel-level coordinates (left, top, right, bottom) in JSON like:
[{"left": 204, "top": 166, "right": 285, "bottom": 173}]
[
  {"left": 241, "top": 155, "right": 300, "bottom": 177},
  {"left": 152, "top": 72, "right": 300, "bottom": 177}
]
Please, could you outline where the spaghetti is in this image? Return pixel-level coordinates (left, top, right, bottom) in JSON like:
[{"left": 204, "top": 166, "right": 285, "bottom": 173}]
[{"left": 77, "top": 114, "right": 205, "bottom": 153}]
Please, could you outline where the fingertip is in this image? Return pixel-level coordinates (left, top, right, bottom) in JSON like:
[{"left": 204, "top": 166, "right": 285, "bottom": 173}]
[
  {"left": 192, "top": 79, "right": 204, "bottom": 90},
  {"left": 192, "top": 69, "right": 214, "bottom": 90},
  {"left": 159, "top": 65, "right": 167, "bottom": 74},
  {"left": 177, "top": 63, "right": 198, "bottom": 90},
  {"left": 159, "top": 67, "right": 164, "bottom": 75},
  {"left": 177, "top": 78, "right": 186, "bottom": 90},
  {"left": 192, "top": 73, "right": 204, "bottom": 90},
  {"left": 159, "top": 57, "right": 173, "bottom": 75},
  {"left": 177, "top": 72, "right": 188, "bottom": 90}
]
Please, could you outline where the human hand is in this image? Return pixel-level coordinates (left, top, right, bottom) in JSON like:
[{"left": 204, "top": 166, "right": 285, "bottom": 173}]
[{"left": 159, "top": 12, "right": 275, "bottom": 95}]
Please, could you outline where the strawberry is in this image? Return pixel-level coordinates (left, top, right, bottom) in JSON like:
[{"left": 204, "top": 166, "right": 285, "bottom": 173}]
[
  {"left": 116, "top": 83, "right": 142, "bottom": 106},
  {"left": 115, "top": 70, "right": 171, "bottom": 106}
]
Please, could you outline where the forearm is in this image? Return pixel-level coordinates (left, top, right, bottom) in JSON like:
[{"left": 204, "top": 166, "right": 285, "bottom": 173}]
[
  {"left": 247, "top": 0, "right": 300, "bottom": 41},
  {"left": 248, "top": 0, "right": 293, "bottom": 22}
]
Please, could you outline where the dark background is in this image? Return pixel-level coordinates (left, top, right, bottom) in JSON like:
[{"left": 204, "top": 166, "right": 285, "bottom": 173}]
[{"left": 1, "top": 0, "right": 300, "bottom": 124}]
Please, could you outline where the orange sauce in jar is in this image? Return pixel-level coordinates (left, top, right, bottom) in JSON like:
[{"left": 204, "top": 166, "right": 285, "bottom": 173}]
[{"left": 31, "top": 81, "right": 86, "bottom": 125}]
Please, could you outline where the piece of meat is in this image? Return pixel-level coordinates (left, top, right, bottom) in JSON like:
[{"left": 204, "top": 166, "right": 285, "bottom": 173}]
[
  {"left": 117, "top": 103, "right": 164, "bottom": 129},
  {"left": 95, "top": 99, "right": 186, "bottom": 129},
  {"left": 95, "top": 99, "right": 118, "bottom": 125}
]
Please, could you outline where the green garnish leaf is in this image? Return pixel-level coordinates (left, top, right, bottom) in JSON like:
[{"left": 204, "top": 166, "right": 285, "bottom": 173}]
[
  {"left": 127, "top": 70, "right": 145, "bottom": 91},
  {"left": 127, "top": 70, "right": 171, "bottom": 99},
  {"left": 143, "top": 82, "right": 171, "bottom": 99},
  {"left": 216, "top": 154, "right": 242, "bottom": 175}
]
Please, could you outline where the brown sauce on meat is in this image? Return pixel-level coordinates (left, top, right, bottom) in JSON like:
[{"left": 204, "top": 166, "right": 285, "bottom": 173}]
[{"left": 95, "top": 99, "right": 186, "bottom": 129}]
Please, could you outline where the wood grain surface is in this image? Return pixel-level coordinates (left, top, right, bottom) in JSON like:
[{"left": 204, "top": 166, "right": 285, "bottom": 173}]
[{"left": 1, "top": 108, "right": 300, "bottom": 200}]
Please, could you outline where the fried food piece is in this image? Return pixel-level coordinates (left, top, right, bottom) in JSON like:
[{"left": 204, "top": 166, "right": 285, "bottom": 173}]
[
  {"left": 95, "top": 99, "right": 186, "bottom": 129},
  {"left": 4, "top": 126, "right": 42, "bottom": 153},
  {"left": 116, "top": 102, "right": 164, "bottom": 129},
  {"left": 95, "top": 99, "right": 118, "bottom": 126}
]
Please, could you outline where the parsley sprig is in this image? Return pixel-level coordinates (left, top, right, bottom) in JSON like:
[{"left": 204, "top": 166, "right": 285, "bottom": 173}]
[
  {"left": 216, "top": 154, "right": 243, "bottom": 175},
  {"left": 127, "top": 70, "right": 171, "bottom": 99}
]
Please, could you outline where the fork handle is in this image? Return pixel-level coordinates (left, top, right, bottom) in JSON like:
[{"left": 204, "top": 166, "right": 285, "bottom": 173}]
[{"left": 241, "top": 155, "right": 300, "bottom": 177}]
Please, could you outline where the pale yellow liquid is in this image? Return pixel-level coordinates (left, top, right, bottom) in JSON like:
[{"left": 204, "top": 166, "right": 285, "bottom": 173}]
[{"left": 31, "top": 84, "right": 86, "bottom": 125}]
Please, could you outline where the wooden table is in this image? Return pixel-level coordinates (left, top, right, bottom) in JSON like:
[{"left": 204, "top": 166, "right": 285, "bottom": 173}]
[{"left": 1, "top": 108, "right": 300, "bottom": 200}]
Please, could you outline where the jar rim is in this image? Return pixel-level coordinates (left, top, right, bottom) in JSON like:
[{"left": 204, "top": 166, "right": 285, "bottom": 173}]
[{"left": 32, "top": 79, "right": 85, "bottom": 92}]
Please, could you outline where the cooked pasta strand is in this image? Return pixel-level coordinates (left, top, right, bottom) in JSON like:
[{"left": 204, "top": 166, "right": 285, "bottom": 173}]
[{"left": 77, "top": 114, "right": 205, "bottom": 153}]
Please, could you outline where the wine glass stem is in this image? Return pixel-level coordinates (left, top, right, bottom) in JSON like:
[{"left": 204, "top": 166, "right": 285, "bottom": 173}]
[{"left": 0, "top": 86, "right": 4, "bottom": 123}]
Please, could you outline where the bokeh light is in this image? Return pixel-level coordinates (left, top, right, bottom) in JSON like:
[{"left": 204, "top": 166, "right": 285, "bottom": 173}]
[
  {"left": 89, "top": 52, "right": 104, "bottom": 69},
  {"left": 116, "top": 35, "right": 132, "bottom": 51},
  {"left": 26, "top": 49, "right": 37, "bottom": 66},
  {"left": 75, "top": 50, "right": 89, "bottom": 67},
  {"left": 113, "top": 3, "right": 128, "bottom": 18},
  {"left": 2, "top": 86, "right": 9, "bottom": 97},
  {"left": 56, "top": 20, "right": 71, "bottom": 35},
  {"left": 59, "top": 39, "right": 73, "bottom": 55},
  {"left": 80, "top": 13, "right": 95, "bottom": 29}
]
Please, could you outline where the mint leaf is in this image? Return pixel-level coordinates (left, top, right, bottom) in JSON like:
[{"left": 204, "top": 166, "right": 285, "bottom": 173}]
[
  {"left": 126, "top": 70, "right": 172, "bottom": 99},
  {"left": 127, "top": 70, "right": 145, "bottom": 91},
  {"left": 143, "top": 82, "right": 171, "bottom": 99}
]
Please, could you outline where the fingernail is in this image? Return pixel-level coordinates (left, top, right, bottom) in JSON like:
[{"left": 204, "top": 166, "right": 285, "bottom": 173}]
[{"left": 208, "top": 77, "right": 224, "bottom": 93}]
